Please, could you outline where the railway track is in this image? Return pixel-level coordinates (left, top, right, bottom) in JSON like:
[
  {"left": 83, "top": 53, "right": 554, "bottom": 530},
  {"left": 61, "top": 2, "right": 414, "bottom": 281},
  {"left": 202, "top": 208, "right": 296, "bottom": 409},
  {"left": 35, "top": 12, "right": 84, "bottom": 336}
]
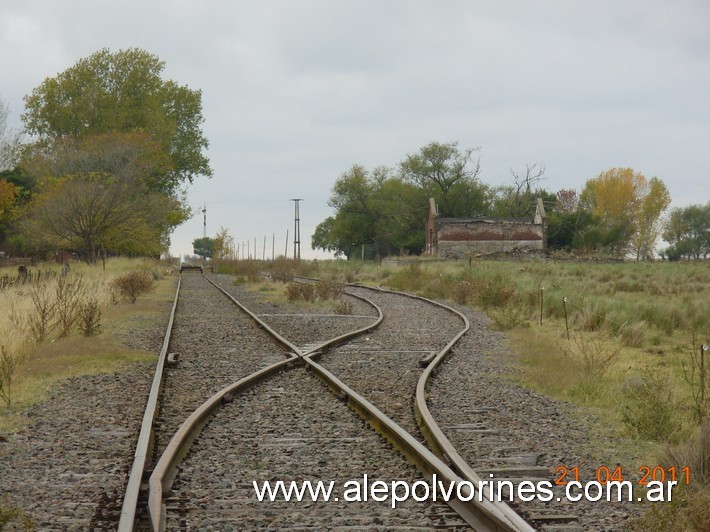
[
  {"left": 116, "top": 271, "right": 531, "bottom": 531},
  {"left": 237, "top": 279, "right": 595, "bottom": 530}
]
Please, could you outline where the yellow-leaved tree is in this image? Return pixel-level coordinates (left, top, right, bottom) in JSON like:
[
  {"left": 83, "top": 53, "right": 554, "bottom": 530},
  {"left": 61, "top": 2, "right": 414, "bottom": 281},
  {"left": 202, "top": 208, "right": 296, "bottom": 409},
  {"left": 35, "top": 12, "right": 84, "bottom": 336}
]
[{"left": 580, "top": 168, "right": 671, "bottom": 259}]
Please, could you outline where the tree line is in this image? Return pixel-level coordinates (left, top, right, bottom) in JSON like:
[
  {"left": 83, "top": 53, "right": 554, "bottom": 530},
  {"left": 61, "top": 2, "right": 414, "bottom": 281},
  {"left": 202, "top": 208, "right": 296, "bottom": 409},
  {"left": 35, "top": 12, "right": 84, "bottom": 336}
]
[
  {"left": 0, "top": 48, "right": 211, "bottom": 262},
  {"left": 312, "top": 142, "right": 707, "bottom": 260}
]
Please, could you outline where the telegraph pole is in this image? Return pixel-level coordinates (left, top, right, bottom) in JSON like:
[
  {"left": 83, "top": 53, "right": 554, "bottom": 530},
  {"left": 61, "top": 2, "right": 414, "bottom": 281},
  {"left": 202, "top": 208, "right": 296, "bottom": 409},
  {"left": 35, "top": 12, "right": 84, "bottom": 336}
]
[
  {"left": 290, "top": 199, "right": 303, "bottom": 260},
  {"left": 202, "top": 203, "right": 207, "bottom": 238}
]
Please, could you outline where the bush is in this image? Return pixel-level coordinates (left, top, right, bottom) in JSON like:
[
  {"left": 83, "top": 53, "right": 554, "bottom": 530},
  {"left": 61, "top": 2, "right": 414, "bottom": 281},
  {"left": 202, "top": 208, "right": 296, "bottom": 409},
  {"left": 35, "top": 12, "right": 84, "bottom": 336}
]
[
  {"left": 490, "top": 300, "right": 530, "bottom": 330},
  {"left": 661, "top": 422, "right": 710, "bottom": 486},
  {"left": 54, "top": 274, "right": 85, "bottom": 337},
  {"left": 452, "top": 281, "right": 474, "bottom": 305},
  {"left": 561, "top": 335, "right": 621, "bottom": 397},
  {"left": 214, "top": 259, "right": 262, "bottom": 282},
  {"left": 285, "top": 282, "right": 316, "bottom": 302},
  {"left": 472, "top": 272, "right": 517, "bottom": 309},
  {"left": 621, "top": 368, "right": 680, "bottom": 442},
  {"left": 271, "top": 269, "right": 294, "bottom": 283},
  {"left": 27, "top": 285, "right": 56, "bottom": 341},
  {"left": 109, "top": 271, "right": 155, "bottom": 304},
  {"left": 78, "top": 298, "right": 102, "bottom": 336},
  {"left": 0, "top": 346, "right": 20, "bottom": 407},
  {"left": 1, "top": 494, "right": 33, "bottom": 530},
  {"left": 619, "top": 320, "right": 647, "bottom": 348},
  {"left": 315, "top": 277, "right": 344, "bottom": 300},
  {"left": 333, "top": 299, "right": 353, "bottom": 315}
]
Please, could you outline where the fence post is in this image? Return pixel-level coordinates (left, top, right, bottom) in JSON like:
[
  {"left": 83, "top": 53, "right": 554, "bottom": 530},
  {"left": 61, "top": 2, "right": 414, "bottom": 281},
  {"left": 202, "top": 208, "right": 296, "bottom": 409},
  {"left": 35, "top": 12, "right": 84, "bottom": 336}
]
[
  {"left": 702, "top": 344, "right": 707, "bottom": 416},
  {"left": 563, "top": 297, "right": 570, "bottom": 340},
  {"left": 539, "top": 286, "right": 544, "bottom": 326}
]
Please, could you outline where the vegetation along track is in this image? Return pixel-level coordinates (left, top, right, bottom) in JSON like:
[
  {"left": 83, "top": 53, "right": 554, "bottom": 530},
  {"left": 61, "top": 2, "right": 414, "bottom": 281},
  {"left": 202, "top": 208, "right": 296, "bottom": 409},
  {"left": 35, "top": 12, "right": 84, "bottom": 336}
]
[{"left": 119, "top": 271, "right": 531, "bottom": 530}]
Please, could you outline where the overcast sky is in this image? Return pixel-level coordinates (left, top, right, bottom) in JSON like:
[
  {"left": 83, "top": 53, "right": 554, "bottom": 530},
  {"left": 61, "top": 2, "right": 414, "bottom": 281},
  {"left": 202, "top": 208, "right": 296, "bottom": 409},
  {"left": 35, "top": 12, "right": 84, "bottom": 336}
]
[{"left": 2, "top": 1, "right": 709, "bottom": 259}]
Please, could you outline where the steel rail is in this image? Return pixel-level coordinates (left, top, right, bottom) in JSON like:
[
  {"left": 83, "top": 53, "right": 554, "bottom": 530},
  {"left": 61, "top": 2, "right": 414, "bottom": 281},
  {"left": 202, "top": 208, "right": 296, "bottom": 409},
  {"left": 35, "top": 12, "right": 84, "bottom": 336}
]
[
  {"left": 302, "top": 356, "right": 524, "bottom": 530},
  {"left": 347, "top": 283, "right": 534, "bottom": 531},
  {"left": 148, "top": 357, "right": 299, "bottom": 530},
  {"left": 117, "top": 275, "right": 182, "bottom": 531},
  {"left": 145, "top": 274, "right": 529, "bottom": 530},
  {"left": 146, "top": 274, "right": 383, "bottom": 530}
]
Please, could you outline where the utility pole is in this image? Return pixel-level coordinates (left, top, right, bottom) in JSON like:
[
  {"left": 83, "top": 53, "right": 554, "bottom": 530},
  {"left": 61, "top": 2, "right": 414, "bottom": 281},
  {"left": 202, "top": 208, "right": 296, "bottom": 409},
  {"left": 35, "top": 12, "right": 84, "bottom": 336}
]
[
  {"left": 290, "top": 199, "right": 303, "bottom": 260},
  {"left": 202, "top": 203, "right": 207, "bottom": 238}
]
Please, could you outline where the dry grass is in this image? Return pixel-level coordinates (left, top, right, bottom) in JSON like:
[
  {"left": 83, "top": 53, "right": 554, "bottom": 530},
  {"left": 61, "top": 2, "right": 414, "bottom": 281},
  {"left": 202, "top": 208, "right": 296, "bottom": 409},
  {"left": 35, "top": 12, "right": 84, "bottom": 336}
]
[{"left": 0, "top": 258, "right": 176, "bottom": 432}]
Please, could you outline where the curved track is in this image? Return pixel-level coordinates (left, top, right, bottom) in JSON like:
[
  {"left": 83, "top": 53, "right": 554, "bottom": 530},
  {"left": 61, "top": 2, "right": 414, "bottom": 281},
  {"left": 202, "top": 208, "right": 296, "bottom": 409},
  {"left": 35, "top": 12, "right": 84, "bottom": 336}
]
[{"left": 119, "top": 272, "right": 533, "bottom": 531}]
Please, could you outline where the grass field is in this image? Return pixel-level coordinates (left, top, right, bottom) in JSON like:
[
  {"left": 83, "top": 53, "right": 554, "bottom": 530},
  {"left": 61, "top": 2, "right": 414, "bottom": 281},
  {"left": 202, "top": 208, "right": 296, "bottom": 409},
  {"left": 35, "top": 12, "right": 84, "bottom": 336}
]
[{"left": 0, "top": 257, "right": 177, "bottom": 432}]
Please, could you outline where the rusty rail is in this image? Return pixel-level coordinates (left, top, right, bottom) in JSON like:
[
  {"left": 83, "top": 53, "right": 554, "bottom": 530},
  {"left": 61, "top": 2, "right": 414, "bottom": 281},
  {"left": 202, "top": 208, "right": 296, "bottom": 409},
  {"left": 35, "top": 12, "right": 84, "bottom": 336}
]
[
  {"left": 117, "top": 275, "right": 181, "bottom": 531},
  {"left": 348, "top": 283, "right": 533, "bottom": 531}
]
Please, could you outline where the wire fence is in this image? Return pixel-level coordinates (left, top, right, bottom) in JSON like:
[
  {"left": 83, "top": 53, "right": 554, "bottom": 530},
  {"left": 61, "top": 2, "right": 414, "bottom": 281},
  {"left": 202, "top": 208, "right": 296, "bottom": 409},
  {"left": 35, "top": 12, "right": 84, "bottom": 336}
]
[{"left": 0, "top": 269, "right": 58, "bottom": 291}]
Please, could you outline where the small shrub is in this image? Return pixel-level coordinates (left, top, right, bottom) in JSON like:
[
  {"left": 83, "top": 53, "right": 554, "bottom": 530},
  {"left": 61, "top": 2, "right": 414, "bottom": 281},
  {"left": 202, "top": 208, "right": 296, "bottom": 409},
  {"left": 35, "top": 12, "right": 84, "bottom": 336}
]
[
  {"left": 387, "top": 262, "right": 428, "bottom": 292},
  {"left": 285, "top": 282, "right": 316, "bottom": 302},
  {"left": 571, "top": 300, "right": 608, "bottom": 332},
  {"left": 0, "top": 495, "right": 33, "bottom": 530},
  {"left": 561, "top": 335, "right": 621, "bottom": 397},
  {"left": 452, "top": 281, "right": 473, "bottom": 305},
  {"left": 215, "top": 259, "right": 262, "bottom": 281},
  {"left": 473, "top": 273, "right": 516, "bottom": 309},
  {"left": 333, "top": 299, "right": 353, "bottom": 315},
  {"left": 621, "top": 368, "right": 680, "bottom": 442},
  {"left": 54, "top": 274, "right": 85, "bottom": 337},
  {"left": 490, "top": 301, "right": 530, "bottom": 331},
  {"left": 109, "top": 271, "right": 155, "bottom": 304},
  {"left": 27, "top": 285, "right": 57, "bottom": 341},
  {"left": 315, "top": 277, "right": 344, "bottom": 300},
  {"left": 271, "top": 269, "right": 294, "bottom": 283},
  {"left": 619, "top": 320, "right": 647, "bottom": 348},
  {"left": 78, "top": 298, "right": 102, "bottom": 337},
  {"left": 661, "top": 422, "right": 710, "bottom": 486},
  {"left": 0, "top": 346, "right": 21, "bottom": 407}
]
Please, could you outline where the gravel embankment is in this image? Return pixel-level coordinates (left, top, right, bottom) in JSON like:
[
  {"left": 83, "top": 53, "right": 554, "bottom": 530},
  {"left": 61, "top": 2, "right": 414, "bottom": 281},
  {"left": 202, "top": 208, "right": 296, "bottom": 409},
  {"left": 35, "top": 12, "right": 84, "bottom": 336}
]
[
  {"left": 428, "top": 304, "right": 642, "bottom": 530},
  {"left": 0, "top": 280, "right": 173, "bottom": 530}
]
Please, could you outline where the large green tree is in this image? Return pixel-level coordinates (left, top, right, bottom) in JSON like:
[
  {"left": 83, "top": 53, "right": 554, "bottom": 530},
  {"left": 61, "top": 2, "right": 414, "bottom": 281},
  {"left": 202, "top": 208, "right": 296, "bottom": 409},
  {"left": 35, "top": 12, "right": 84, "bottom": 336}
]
[
  {"left": 22, "top": 48, "right": 211, "bottom": 194},
  {"left": 19, "top": 131, "right": 188, "bottom": 260},
  {"left": 400, "top": 141, "right": 486, "bottom": 217},
  {"left": 312, "top": 165, "right": 427, "bottom": 258},
  {"left": 662, "top": 203, "right": 710, "bottom": 260},
  {"left": 22, "top": 173, "right": 180, "bottom": 261}
]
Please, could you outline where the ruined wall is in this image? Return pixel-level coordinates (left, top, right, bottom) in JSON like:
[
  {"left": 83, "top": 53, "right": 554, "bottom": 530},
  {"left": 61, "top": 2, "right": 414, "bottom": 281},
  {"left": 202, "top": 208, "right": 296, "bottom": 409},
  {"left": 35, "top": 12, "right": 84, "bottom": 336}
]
[{"left": 436, "top": 220, "right": 544, "bottom": 258}]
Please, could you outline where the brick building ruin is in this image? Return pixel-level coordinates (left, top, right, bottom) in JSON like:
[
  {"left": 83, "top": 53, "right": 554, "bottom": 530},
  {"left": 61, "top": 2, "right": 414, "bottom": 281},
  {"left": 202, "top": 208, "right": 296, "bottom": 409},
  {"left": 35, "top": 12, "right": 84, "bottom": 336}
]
[{"left": 425, "top": 198, "right": 548, "bottom": 258}]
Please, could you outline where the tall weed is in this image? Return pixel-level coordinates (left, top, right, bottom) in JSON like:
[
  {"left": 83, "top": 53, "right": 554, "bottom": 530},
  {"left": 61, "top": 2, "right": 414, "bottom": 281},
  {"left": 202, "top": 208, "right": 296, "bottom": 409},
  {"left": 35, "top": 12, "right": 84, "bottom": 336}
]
[{"left": 621, "top": 368, "right": 680, "bottom": 442}]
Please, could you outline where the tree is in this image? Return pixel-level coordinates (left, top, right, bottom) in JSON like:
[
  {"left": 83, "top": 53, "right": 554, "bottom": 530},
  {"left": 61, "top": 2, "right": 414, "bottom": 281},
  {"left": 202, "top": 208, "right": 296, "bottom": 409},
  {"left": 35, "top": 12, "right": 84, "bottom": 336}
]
[
  {"left": 23, "top": 173, "right": 178, "bottom": 261},
  {"left": 192, "top": 237, "right": 216, "bottom": 259},
  {"left": 400, "top": 141, "right": 482, "bottom": 216},
  {"left": 0, "top": 95, "right": 23, "bottom": 172},
  {"left": 555, "top": 189, "right": 579, "bottom": 214},
  {"left": 18, "top": 131, "right": 188, "bottom": 259},
  {"left": 492, "top": 163, "right": 547, "bottom": 218},
  {"left": 0, "top": 179, "right": 18, "bottom": 228},
  {"left": 580, "top": 168, "right": 671, "bottom": 258},
  {"left": 662, "top": 203, "right": 710, "bottom": 260},
  {"left": 312, "top": 165, "right": 428, "bottom": 258},
  {"left": 630, "top": 177, "right": 671, "bottom": 260},
  {"left": 212, "top": 227, "right": 234, "bottom": 259},
  {"left": 22, "top": 48, "right": 211, "bottom": 193}
]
